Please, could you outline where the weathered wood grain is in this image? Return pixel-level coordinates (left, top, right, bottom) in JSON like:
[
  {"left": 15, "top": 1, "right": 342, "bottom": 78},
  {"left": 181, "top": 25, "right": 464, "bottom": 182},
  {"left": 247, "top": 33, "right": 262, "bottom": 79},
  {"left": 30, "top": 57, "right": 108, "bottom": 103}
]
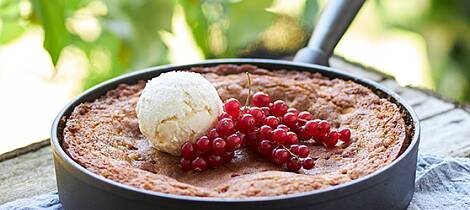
[
  {"left": 330, "top": 57, "right": 387, "bottom": 82},
  {"left": 0, "top": 146, "right": 56, "bottom": 204},
  {"left": 0, "top": 139, "right": 49, "bottom": 162},
  {"left": 380, "top": 79, "right": 455, "bottom": 120},
  {"left": 420, "top": 109, "right": 470, "bottom": 157}
]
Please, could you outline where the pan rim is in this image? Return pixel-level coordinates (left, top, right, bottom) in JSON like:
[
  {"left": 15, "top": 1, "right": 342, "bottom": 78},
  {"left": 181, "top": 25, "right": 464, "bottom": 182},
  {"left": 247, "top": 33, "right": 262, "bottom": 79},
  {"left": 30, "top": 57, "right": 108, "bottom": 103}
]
[{"left": 51, "top": 58, "right": 420, "bottom": 204}]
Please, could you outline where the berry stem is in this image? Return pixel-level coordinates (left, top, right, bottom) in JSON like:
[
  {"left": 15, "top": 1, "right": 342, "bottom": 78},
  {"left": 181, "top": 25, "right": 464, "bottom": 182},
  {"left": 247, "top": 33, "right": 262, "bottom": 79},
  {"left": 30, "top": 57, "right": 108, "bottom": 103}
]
[
  {"left": 281, "top": 144, "right": 299, "bottom": 159},
  {"left": 245, "top": 72, "right": 252, "bottom": 107}
]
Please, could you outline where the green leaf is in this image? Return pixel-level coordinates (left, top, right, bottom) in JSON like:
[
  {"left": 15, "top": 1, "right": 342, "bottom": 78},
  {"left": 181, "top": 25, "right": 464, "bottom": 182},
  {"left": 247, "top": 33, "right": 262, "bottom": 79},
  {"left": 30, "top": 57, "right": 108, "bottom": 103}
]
[
  {"left": 225, "top": 0, "right": 274, "bottom": 56},
  {"left": 0, "top": 0, "right": 26, "bottom": 44},
  {"left": 300, "top": 0, "right": 319, "bottom": 33},
  {"left": 0, "top": 21, "right": 26, "bottom": 44},
  {"left": 0, "top": 0, "right": 21, "bottom": 20},
  {"left": 103, "top": 0, "right": 175, "bottom": 69},
  {"left": 79, "top": 31, "right": 128, "bottom": 90},
  {"left": 31, "top": 0, "right": 69, "bottom": 66},
  {"left": 178, "top": 0, "right": 210, "bottom": 57},
  {"left": 66, "top": 0, "right": 93, "bottom": 14}
]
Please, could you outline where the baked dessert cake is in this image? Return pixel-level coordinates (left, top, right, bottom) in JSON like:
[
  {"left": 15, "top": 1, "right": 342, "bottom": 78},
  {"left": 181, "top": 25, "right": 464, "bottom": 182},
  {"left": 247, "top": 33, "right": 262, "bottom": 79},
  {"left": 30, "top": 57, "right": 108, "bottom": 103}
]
[{"left": 62, "top": 64, "right": 408, "bottom": 198}]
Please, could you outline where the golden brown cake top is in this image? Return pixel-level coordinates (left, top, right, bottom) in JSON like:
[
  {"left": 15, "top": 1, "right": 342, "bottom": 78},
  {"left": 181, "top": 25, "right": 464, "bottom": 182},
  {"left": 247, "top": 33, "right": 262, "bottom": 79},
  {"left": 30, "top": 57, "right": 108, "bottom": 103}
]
[{"left": 63, "top": 64, "right": 407, "bottom": 198}]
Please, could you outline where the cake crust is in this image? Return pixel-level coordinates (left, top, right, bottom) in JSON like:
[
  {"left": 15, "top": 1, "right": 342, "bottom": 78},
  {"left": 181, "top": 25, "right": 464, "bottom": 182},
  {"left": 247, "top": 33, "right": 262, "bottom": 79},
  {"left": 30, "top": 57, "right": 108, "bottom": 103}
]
[{"left": 63, "top": 64, "right": 407, "bottom": 198}]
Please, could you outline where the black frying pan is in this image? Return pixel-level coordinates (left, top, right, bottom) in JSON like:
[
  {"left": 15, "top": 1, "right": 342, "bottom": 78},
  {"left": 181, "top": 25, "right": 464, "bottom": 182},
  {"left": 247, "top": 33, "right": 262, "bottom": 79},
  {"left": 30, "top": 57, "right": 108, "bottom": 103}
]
[{"left": 51, "top": 1, "right": 420, "bottom": 209}]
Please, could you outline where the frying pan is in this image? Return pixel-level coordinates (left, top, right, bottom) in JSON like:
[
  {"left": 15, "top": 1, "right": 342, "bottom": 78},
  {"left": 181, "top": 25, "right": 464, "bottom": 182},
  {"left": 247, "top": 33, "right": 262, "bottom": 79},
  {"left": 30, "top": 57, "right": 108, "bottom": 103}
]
[{"left": 51, "top": 0, "right": 420, "bottom": 209}]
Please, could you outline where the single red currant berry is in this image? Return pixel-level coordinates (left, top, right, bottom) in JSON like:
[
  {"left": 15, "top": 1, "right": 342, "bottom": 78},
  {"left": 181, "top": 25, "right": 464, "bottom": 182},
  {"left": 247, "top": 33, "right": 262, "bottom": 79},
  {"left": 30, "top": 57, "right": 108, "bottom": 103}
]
[
  {"left": 248, "top": 107, "right": 266, "bottom": 126},
  {"left": 192, "top": 156, "right": 208, "bottom": 171},
  {"left": 272, "top": 148, "right": 290, "bottom": 164},
  {"left": 277, "top": 124, "right": 289, "bottom": 132},
  {"left": 285, "top": 132, "right": 299, "bottom": 145},
  {"left": 282, "top": 112, "right": 298, "bottom": 128},
  {"left": 243, "top": 130, "right": 259, "bottom": 146},
  {"left": 195, "top": 136, "right": 211, "bottom": 153},
  {"left": 226, "top": 134, "right": 242, "bottom": 151},
  {"left": 218, "top": 112, "right": 232, "bottom": 120},
  {"left": 298, "top": 120, "right": 307, "bottom": 126},
  {"left": 238, "top": 114, "right": 256, "bottom": 133},
  {"left": 264, "top": 116, "right": 280, "bottom": 128},
  {"left": 323, "top": 131, "right": 339, "bottom": 147},
  {"left": 258, "top": 125, "right": 273, "bottom": 141},
  {"left": 286, "top": 157, "right": 302, "bottom": 172},
  {"left": 302, "top": 157, "right": 315, "bottom": 170},
  {"left": 304, "top": 120, "right": 319, "bottom": 136},
  {"left": 208, "top": 128, "right": 219, "bottom": 140},
  {"left": 297, "top": 145, "right": 310, "bottom": 158},
  {"left": 212, "top": 138, "right": 227, "bottom": 155},
  {"left": 314, "top": 132, "right": 328, "bottom": 143},
  {"left": 222, "top": 151, "right": 235, "bottom": 163},
  {"left": 180, "top": 158, "right": 192, "bottom": 171},
  {"left": 261, "top": 107, "right": 271, "bottom": 116},
  {"left": 224, "top": 98, "right": 241, "bottom": 118},
  {"left": 297, "top": 125, "right": 312, "bottom": 140},
  {"left": 318, "top": 120, "right": 331, "bottom": 134},
  {"left": 290, "top": 144, "right": 300, "bottom": 155},
  {"left": 252, "top": 92, "right": 271, "bottom": 107},
  {"left": 298, "top": 111, "right": 313, "bottom": 121},
  {"left": 216, "top": 118, "right": 235, "bottom": 137},
  {"left": 181, "top": 142, "right": 195, "bottom": 159},
  {"left": 207, "top": 154, "right": 223, "bottom": 167},
  {"left": 258, "top": 140, "right": 274, "bottom": 156},
  {"left": 339, "top": 128, "right": 351, "bottom": 143},
  {"left": 271, "top": 100, "right": 288, "bottom": 117},
  {"left": 287, "top": 108, "right": 299, "bottom": 116},
  {"left": 272, "top": 128, "right": 287, "bottom": 145}
]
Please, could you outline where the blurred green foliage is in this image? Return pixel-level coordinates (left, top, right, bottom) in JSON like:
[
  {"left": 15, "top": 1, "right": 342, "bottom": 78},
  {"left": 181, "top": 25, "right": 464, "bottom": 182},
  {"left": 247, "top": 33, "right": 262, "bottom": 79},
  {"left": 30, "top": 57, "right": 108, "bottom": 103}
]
[
  {"left": 2, "top": 0, "right": 470, "bottom": 102},
  {"left": 0, "top": 0, "right": 316, "bottom": 90},
  {"left": 376, "top": 0, "right": 470, "bottom": 101},
  {"left": 0, "top": 0, "right": 27, "bottom": 44}
]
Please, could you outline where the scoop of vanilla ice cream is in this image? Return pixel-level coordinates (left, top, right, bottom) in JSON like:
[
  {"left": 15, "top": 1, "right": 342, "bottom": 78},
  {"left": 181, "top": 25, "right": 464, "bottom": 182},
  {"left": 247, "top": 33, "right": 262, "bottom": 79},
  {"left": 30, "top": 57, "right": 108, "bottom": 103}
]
[{"left": 136, "top": 71, "right": 223, "bottom": 156}]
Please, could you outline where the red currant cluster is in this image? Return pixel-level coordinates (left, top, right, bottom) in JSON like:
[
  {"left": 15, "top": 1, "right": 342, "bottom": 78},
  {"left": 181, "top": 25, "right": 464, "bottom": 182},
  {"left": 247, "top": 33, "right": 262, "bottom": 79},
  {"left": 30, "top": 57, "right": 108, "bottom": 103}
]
[
  {"left": 179, "top": 92, "right": 351, "bottom": 172},
  {"left": 179, "top": 128, "right": 239, "bottom": 171}
]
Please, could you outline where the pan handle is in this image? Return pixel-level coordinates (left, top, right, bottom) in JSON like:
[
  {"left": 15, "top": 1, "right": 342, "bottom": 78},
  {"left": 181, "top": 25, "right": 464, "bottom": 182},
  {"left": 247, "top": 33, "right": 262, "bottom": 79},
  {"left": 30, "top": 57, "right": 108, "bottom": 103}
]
[{"left": 293, "top": 0, "right": 365, "bottom": 66}]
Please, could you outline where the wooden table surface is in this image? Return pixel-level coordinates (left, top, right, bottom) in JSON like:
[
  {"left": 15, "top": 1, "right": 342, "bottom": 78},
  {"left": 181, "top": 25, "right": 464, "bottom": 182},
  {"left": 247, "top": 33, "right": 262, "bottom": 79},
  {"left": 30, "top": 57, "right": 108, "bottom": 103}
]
[{"left": 1, "top": 56, "right": 470, "bottom": 204}]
